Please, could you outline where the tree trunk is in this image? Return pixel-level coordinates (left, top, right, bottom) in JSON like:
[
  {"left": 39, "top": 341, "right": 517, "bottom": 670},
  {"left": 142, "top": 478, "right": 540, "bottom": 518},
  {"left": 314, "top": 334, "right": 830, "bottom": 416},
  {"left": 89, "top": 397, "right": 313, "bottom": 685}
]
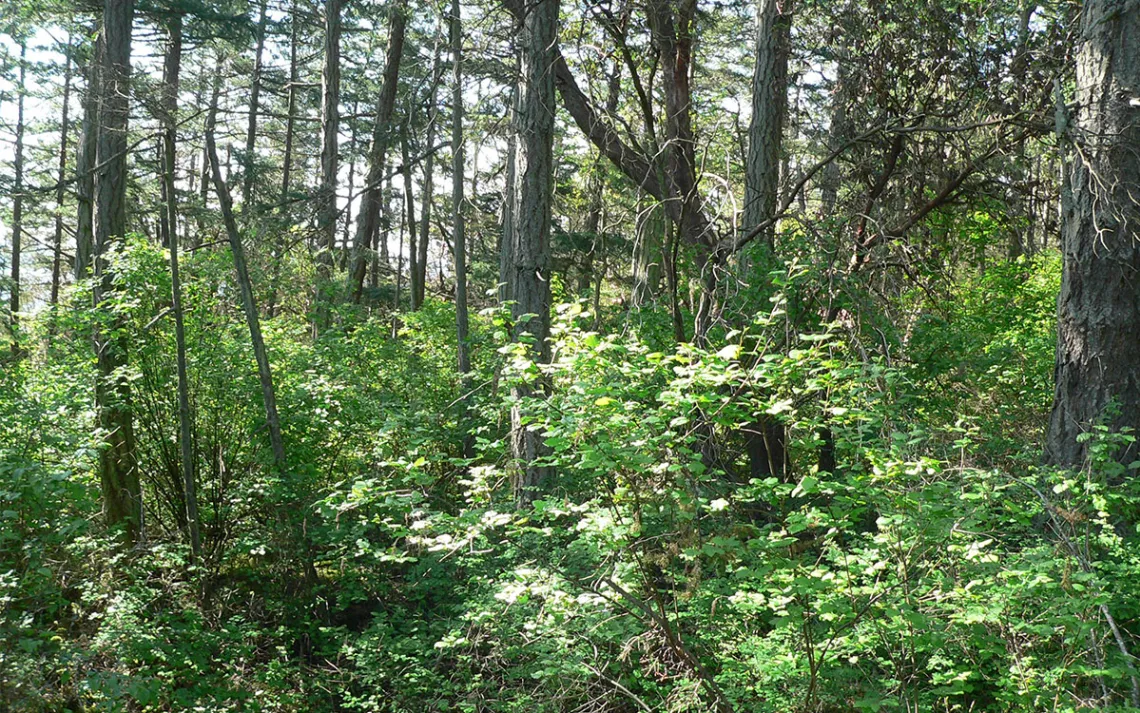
[
  {"left": 647, "top": 0, "right": 717, "bottom": 342},
  {"left": 451, "top": 0, "right": 473, "bottom": 458},
  {"left": 8, "top": 42, "right": 27, "bottom": 355},
  {"left": 371, "top": 169, "right": 392, "bottom": 290},
  {"left": 75, "top": 32, "right": 102, "bottom": 279},
  {"left": 509, "top": 0, "right": 559, "bottom": 505},
  {"left": 341, "top": 99, "right": 359, "bottom": 270},
  {"left": 51, "top": 37, "right": 74, "bottom": 306},
  {"left": 205, "top": 125, "right": 287, "bottom": 471},
  {"left": 269, "top": 3, "right": 301, "bottom": 318},
  {"left": 399, "top": 137, "right": 416, "bottom": 311},
  {"left": 280, "top": 0, "right": 300, "bottom": 200},
  {"left": 94, "top": 0, "right": 142, "bottom": 544},
  {"left": 632, "top": 198, "right": 663, "bottom": 306},
  {"left": 743, "top": 0, "right": 793, "bottom": 485},
  {"left": 1046, "top": 1, "right": 1140, "bottom": 468},
  {"left": 349, "top": 2, "right": 408, "bottom": 303},
  {"left": 196, "top": 60, "right": 222, "bottom": 246},
  {"left": 161, "top": 15, "right": 200, "bottom": 557},
  {"left": 578, "top": 59, "right": 621, "bottom": 297},
  {"left": 744, "top": 0, "right": 791, "bottom": 249},
  {"left": 414, "top": 37, "right": 445, "bottom": 311},
  {"left": 314, "top": 0, "right": 343, "bottom": 336},
  {"left": 499, "top": 75, "right": 520, "bottom": 305},
  {"left": 242, "top": 0, "right": 269, "bottom": 206}
]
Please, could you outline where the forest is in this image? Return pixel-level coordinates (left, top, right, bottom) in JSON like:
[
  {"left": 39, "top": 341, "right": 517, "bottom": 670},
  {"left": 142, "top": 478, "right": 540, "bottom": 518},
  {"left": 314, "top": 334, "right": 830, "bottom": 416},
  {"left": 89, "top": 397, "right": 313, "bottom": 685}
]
[{"left": 1, "top": 0, "right": 1140, "bottom": 709}]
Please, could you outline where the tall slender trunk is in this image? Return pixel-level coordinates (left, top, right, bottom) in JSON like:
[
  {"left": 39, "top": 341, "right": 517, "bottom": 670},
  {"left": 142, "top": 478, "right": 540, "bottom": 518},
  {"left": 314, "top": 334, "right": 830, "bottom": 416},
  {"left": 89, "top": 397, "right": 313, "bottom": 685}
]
[
  {"left": 8, "top": 42, "right": 27, "bottom": 355},
  {"left": 578, "top": 58, "right": 622, "bottom": 296},
  {"left": 1007, "top": 1, "right": 1034, "bottom": 262},
  {"left": 314, "top": 0, "right": 343, "bottom": 336},
  {"left": 51, "top": 37, "right": 74, "bottom": 306},
  {"left": 75, "top": 32, "right": 102, "bottom": 279},
  {"left": 509, "top": 0, "right": 559, "bottom": 505},
  {"left": 371, "top": 169, "right": 392, "bottom": 289},
  {"left": 280, "top": 0, "right": 300, "bottom": 200},
  {"left": 647, "top": 0, "right": 716, "bottom": 342},
  {"left": 269, "top": 5, "right": 301, "bottom": 319},
  {"left": 205, "top": 124, "right": 287, "bottom": 470},
  {"left": 242, "top": 0, "right": 269, "bottom": 206},
  {"left": 196, "top": 60, "right": 222, "bottom": 246},
  {"left": 400, "top": 136, "right": 416, "bottom": 311},
  {"left": 94, "top": 0, "right": 142, "bottom": 544},
  {"left": 395, "top": 184, "right": 407, "bottom": 311},
  {"left": 161, "top": 15, "right": 200, "bottom": 557},
  {"left": 499, "top": 75, "right": 519, "bottom": 305},
  {"left": 348, "top": 2, "right": 408, "bottom": 302},
  {"left": 414, "top": 36, "right": 445, "bottom": 311},
  {"left": 451, "top": 0, "right": 473, "bottom": 458},
  {"left": 341, "top": 99, "right": 359, "bottom": 269}
]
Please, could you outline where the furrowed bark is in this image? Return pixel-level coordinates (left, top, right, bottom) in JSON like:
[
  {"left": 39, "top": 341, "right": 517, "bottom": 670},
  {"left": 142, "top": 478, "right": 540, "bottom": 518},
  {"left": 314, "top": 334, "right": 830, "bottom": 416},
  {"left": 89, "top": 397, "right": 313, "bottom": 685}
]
[
  {"left": 1047, "top": 0, "right": 1140, "bottom": 471},
  {"left": 94, "top": 0, "right": 142, "bottom": 544}
]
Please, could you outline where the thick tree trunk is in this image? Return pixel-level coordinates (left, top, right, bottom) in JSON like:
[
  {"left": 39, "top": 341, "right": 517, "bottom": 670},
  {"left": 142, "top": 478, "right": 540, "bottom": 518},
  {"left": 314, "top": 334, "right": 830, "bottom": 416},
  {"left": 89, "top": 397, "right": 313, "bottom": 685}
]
[
  {"left": 242, "top": 0, "right": 269, "bottom": 206},
  {"left": 743, "top": 0, "right": 793, "bottom": 484},
  {"left": 314, "top": 0, "right": 343, "bottom": 336},
  {"left": 161, "top": 15, "right": 200, "bottom": 557},
  {"left": 451, "top": 0, "right": 473, "bottom": 458},
  {"left": 75, "top": 32, "right": 102, "bottom": 279},
  {"left": 1046, "top": 1, "right": 1140, "bottom": 468},
  {"left": 94, "top": 0, "right": 142, "bottom": 544},
  {"left": 349, "top": 3, "right": 407, "bottom": 303},
  {"left": 8, "top": 42, "right": 27, "bottom": 355},
  {"left": 743, "top": 0, "right": 791, "bottom": 249},
  {"left": 51, "top": 39, "right": 74, "bottom": 306},
  {"left": 509, "top": 0, "right": 559, "bottom": 505}
]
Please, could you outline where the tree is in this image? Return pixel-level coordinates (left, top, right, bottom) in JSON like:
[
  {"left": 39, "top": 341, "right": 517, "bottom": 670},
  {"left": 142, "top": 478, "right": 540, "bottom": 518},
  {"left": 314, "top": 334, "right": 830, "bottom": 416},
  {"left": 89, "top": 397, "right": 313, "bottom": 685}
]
[
  {"left": 450, "top": 0, "right": 472, "bottom": 458},
  {"left": 348, "top": 1, "right": 408, "bottom": 303},
  {"left": 743, "top": 0, "right": 791, "bottom": 251},
  {"left": 413, "top": 34, "right": 444, "bottom": 311},
  {"left": 206, "top": 116, "right": 286, "bottom": 472},
  {"left": 1046, "top": 0, "right": 1140, "bottom": 467},
  {"left": 50, "top": 35, "right": 74, "bottom": 306},
  {"left": 7, "top": 41, "right": 26, "bottom": 355},
  {"left": 161, "top": 11, "right": 200, "bottom": 557},
  {"left": 74, "top": 31, "right": 101, "bottom": 279},
  {"left": 93, "top": 0, "right": 142, "bottom": 543},
  {"left": 313, "top": 0, "right": 342, "bottom": 336},
  {"left": 507, "top": 0, "right": 558, "bottom": 504},
  {"left": 242, "top": 0, "right": 269, "bottom": 206}
]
